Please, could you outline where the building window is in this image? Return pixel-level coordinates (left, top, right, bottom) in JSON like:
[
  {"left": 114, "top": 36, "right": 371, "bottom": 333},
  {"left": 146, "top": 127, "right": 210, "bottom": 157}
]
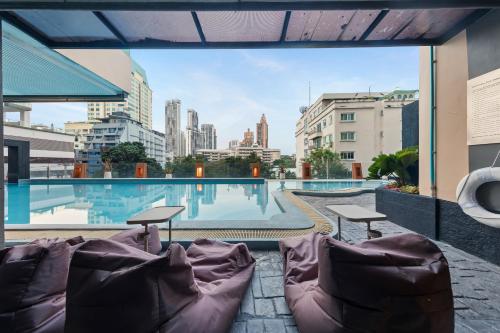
[
  {"left": 322, "top": 119, "right": 327, "bottom": 127},
  {"left": 328, "top": 115, "right": 333, "bottom": 125},
  {"left": 340, "top": 151, "right": 355, "bottom": 160},
  {"left": 340, "top": 113, "right": 355, "bottom": 122},
  {"left": 340, "top": 131, "right": 356, "bottom": 141}
]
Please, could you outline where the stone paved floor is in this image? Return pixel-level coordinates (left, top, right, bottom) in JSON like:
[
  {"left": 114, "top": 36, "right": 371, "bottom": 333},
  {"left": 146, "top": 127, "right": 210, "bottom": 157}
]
[{"left": 232, "top": 193, "right": 500, "bottom": 333}]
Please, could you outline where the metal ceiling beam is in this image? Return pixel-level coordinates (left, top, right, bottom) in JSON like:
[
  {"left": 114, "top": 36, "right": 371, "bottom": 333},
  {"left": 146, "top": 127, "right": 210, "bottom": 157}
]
[
  {"left": 191, "top": 12, "right": 206, "bottom": 44},
  {"left": 3, "top": 94, "right": 127, "bottom": 103},
  {"left": 0, "top": 1, "right": 499, "bottom": 11},
  {"left": 280, "top": 11, "right": 291, "bottom": 42},
  {"left": 93, "top": 11, "right": 128, "bottom": 45},
  {"left": 48, "top": 38, "right": 442, "bottom": 49},
  {"left": 359, "top": 9, "right": 388, "bottom": 41}
]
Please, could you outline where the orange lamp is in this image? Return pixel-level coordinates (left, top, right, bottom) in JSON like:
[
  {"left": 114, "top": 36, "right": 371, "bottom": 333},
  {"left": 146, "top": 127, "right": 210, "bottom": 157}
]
[
  {"left": 250, "top": 163, "right": 260, "bottom": 178},
  {"left": 135, "top": 163, "right": 148, "bottom": 178},
  {"left": 195, "top": 162, "right": 204, "bottom": 178},
  {"left": 72, "top": 163, "right": 87, "bottom": 178}
]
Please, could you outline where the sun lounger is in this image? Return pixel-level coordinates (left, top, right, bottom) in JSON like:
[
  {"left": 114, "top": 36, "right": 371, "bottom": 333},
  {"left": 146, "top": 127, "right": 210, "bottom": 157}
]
[
  {"left": 65, "top": 238, "right": 255, "bottom": 333},
  {"left": 280, "top": 233, "right": 454, "bottom": 333},
  {"left": 0, "top": 227, "right": 161, "bottom": 333}
]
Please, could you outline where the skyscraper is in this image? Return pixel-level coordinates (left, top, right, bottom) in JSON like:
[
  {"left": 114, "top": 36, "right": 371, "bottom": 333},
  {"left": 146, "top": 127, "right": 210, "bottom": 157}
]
[
  {"left": 256, "top": 113, "right": 269, "bottom": 148},
  {"left": 87, "top": 58, "right": 152, "bottom": 129},
  {"left": 186, "top": 109, "right": 200, "bottom": 156},
  {"left": 201, "top": 124, "right": 217, "bottom": 149},
  {"left": 165, "top": 99, "right": 181, "bottom": 160},
  {"left": 241, "top": 128, "right": 254, "bottom": 147}
]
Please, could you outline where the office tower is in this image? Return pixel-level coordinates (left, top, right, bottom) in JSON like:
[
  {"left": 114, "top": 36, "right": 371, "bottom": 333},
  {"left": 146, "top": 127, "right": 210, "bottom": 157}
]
[
  {"left": 228, "top": 139, "right": 239, "bottom": 150},
  {"left": 256, "top": 113, "right": 269, "bottom": 148},
  {"left": 186, "top": 109, "right": 200, "bottom": 156},
  {"left": 201, "top": 124, "right": 217, "bottom": 149},
  {"left": 165, "top": 99, "right": 182, "bottom": 160},
  {"left": 241, "top": 128, "right": 254, "bottom": 147}
]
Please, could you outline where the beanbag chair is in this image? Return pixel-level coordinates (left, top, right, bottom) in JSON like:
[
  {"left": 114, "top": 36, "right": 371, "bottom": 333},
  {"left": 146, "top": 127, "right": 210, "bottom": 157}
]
[
  {"left": 0, "top": 227, "right": 161, "bottom": 333},
  {"left": 0, "top": 237, "right": 84, "bottom": 333},
  {"left": 280, "top": 233, "right": 454, "bottom": 333},
  {"left": 65, "top": 239, "right": 255, "bottom": 333}
]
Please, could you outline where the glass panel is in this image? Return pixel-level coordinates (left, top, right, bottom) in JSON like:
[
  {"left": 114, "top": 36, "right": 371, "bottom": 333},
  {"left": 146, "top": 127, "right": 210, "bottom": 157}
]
[
  {"left": 3, "top": 22, "right": 125, "bottom": 99},
  {"left": 102, "top": 11, "right": 200, "bottom": 43},
  {"left": 14, "top": 10, "right": 118, "bottom": 42},
  {"left": 287, "top": 10, "right": 379, "bottom": 41},
  {"left": 198, "top": 11, "right": 285, "bottom": 42}
]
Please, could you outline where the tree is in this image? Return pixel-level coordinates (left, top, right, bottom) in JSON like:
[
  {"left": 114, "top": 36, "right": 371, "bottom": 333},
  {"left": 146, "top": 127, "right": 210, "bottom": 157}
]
[
  {"left": 101, "top": 142, "right": 164, "bottom": 177},
  {"left": 368, "top": 146, "right": 418, "bottom": 186},
  {"left": 272, "top": 155, "right": 296, "bottom": 168},
  {"left": 305, "top": 148, "right": 350, "bottom": 179}
]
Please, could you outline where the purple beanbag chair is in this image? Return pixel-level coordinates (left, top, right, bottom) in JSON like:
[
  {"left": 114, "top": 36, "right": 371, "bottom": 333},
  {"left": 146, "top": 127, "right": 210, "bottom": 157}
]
[
  {"left": 280, "top": 233, "right": 454, "bottom": 333},
  {"left": 65, "top": 238, "right": 255, "bottom": 333},
  {"left": 0, "top": 227, "right": 161, "bottom": 333}
]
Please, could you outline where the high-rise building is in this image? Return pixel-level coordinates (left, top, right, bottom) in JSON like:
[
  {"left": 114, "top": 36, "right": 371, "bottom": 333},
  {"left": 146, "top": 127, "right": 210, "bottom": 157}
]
[
  {"left": 165, "top": 99, "right": 182, "bottom": 160},
  {"left": 256, "top": 114, "right": 269, "bottom": 148},
  {"left": 186, "top": 109, "right": 201, "bottom": 156},
  {"left": 180, "top": 131, "right": 187, "bottom": 157},
  {"left": 201, "top": 124, "right": 217, "bottom": 150},
  {"left": 241, "top": 128, "right": 254, "bottom": 147},
  {"left": 87, "top": 58, "right": 152, "bottom": 129},
  {"left": 228, "top": 139, "right": 239, "bottom": 150},
  {"left": 295, "top": 90, "right": 418, "bottom": 176}
]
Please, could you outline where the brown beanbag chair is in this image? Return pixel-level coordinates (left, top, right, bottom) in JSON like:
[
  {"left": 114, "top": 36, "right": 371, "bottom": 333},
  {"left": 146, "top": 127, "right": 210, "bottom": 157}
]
[
  {"left": 280, "top": 233, "right": 454, "bottom": 333},
  {"left": 65, "top": 238, "right": 255, "bottom": 333},
  {"left": 0, "top": 227, "right": 161, "bottom": 333}
]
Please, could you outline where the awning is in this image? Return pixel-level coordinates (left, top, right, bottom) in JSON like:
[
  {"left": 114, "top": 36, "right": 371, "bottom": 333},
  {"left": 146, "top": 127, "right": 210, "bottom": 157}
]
[
  {"left": 2, "top": 21, "right": 127, "bottom": 102},
  {"left": 0, "top": 1, "right": 497, "bottom": 49}
]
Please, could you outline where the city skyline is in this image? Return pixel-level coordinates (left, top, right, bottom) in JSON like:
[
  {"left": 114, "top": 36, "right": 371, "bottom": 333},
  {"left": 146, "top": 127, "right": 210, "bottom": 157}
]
[{"left": 28, "top": 47, "right": 419, "bottom": 154}]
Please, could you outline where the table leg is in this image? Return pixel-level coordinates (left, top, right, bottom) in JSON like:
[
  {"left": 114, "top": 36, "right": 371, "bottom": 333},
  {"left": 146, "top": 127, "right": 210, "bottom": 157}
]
[
  {"left": 144, "top": 223, "right": 149, "bottom": 252},
  {"left": 168, "top": 219, "right": 172, "bottom": 247},
  {"left": 367, "top": 221, "right": 371, "bottom": 239},
  {"left": 337, "top": 216, "right": 342, "bottom": 241}
]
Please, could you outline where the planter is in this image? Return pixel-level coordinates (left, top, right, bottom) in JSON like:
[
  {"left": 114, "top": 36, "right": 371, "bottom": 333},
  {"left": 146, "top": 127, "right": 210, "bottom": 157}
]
[
  {"left": 375, "top": 187, "right": 438, "bottom": 239},
  {"left": 165, "top": 173, "right": 173, "bottom": 179},
  {"left": 279, "top": 172, "right": 286, "bottom": 180},
  {"left": 104, "top": 171, "right": 112, "bottom": 179}
]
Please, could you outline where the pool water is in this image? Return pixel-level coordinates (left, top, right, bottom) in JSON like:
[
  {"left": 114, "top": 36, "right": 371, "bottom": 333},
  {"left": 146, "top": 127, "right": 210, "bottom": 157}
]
[{"left": 5, "top": 180, "right": 383, "bottom": 225}]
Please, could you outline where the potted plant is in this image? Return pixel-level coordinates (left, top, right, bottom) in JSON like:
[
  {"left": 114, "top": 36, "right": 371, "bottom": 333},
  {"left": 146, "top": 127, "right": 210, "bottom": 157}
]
[
  {"left": 279, "top": 165, "right": 286, "bottom": 180},
  {"left": 103, "top": 158, "right": 112, "bottom": 179},
  {"left": 165, "top": 164, "right": 174, "bottom": 179}
]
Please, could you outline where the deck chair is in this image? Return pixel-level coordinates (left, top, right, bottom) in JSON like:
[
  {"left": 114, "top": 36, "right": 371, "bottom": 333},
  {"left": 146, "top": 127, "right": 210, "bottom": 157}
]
[{"left": 280, "top": 233, "right": 454, "bottom": 333}]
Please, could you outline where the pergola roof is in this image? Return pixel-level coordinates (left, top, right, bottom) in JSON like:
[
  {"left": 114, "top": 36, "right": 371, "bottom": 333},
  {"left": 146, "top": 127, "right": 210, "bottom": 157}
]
[{"left": 0, "top": 1, "right": 497, "bottom": 49}]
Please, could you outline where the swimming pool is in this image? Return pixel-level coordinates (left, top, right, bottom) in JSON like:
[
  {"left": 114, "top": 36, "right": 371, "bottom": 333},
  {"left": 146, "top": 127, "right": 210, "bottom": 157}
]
[{"left": 5, "top": 180, "right": 383, "bottom": 225}]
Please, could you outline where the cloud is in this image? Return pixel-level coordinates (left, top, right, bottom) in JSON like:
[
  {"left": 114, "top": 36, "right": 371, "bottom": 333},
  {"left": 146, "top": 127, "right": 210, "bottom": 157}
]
[{"left": 239, "top": 50, "right": 288, "bottom": 72}]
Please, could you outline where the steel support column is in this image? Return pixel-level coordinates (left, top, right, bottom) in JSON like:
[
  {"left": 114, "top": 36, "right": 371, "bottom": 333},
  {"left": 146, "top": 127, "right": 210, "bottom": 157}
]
[{"left": 0, "top": 19, "right": 4, "bottom": 249}]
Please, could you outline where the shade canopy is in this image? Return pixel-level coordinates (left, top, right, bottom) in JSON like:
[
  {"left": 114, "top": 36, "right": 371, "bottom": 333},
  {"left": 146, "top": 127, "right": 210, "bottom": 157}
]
[
  {"left": 0, "top": 1, "right": 497, "bottom": 49},
  {"left": 2, "top": 21, "right": 127, "bottom": 102}
]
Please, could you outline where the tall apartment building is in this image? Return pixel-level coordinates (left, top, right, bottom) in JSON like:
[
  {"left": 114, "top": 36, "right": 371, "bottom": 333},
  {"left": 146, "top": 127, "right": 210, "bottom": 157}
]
[
  {"left": 186, "top": 109, "right": 201, "bottom": 156},
  {"left": 256, "top": 114, "right": 269, "bottom": 148},
  {"left": 228, "top": 139, "right": 239, "bottom": 150},
  {"left": 295, "top": 90, "right": 419, "bottom": 176},
  {"left": 87, "top": 59, "right": 152, "bottom": 129},
  {"left": 180, "top": 131, "right": 187, "bottom": 157},
  {"left": 165, "top": 99, "right": 182, "bottom": 160},
  {"left": 200, "top": 124, "right": 217, "bottom": 150},
  {"left": 241, "top": 128, "right": 254, "bottom": 147},
  {"left": 82, "top": 112, "right": 165, "bottom": 173}
]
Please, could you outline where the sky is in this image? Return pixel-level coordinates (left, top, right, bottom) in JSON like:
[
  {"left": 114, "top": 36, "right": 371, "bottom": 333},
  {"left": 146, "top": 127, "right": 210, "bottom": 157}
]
[{"left": 29, "top": 47, "right": 419, "bottom": 155}]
